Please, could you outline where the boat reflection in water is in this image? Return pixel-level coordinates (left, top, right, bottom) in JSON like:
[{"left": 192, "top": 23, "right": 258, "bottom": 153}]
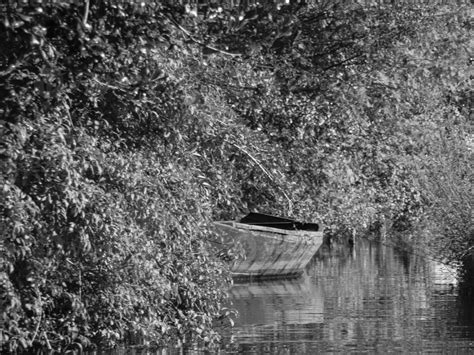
[
  {"left": 224, "top": 239, "right": 474, "bottom": 354},
  {"left": 229, "top": 272, "right": 323, "bottom": 330}
]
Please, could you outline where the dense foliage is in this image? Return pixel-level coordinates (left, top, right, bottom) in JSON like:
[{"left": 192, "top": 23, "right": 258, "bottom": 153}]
[
  {"left": 1, "top": 0, "right": 472, "bottom": 352},
  {"left": 0, "top": 1, "right": 235, "bottom": 352},
  {"left": 189, "top": 0, "right": 472, "bottom": 244}
]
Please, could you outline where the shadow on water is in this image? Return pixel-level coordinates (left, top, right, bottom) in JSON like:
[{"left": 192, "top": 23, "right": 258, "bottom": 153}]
[
  {"left": 457, "top": 255, "right": 474, "bottom": 327},
  {"left": 221, "top": 238, "right": 474, "bottom": 354}
]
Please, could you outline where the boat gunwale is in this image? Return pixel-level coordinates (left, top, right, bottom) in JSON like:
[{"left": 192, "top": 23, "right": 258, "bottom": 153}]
[{"left": 214, "top": 221, "right": 323, "bottom": 237}]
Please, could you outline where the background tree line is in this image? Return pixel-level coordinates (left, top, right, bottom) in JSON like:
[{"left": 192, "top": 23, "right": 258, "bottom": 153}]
[{"left": 0, "top": 0, "right": 472, "bottom": 352}]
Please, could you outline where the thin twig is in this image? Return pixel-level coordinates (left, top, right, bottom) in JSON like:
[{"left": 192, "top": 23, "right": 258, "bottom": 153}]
[
  {"left": 92, "top": 78, "right": 127, "bottom": 92},
  {"left": 202, "top": 78, "right": 258, "bottom": 91},
  {"left": 83, "top": 0, "right": 90, "bottom": 26},
  {"left": 227, "top": 142, "right": 273, "bottom": 180},
  {"left": 78, "top": 269, "right": 82, "bottom": 302},
  {"left": 226, "top": 141, "right": 293, "bottom": 214},
  {"left": 31, "top": 312, "right": 42, "bottom": 344},
  {"left": 165, "top": 15, "right": 241, "bottom": 58},
  {"left": 323, "top": 53, "right": 364, "bottom": 71},
  {"left": 43, "top": 331, "right": 52, "bottom": 351}
]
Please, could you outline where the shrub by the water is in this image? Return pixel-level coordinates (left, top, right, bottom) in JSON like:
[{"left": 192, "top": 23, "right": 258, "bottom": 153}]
[{"left": 0, "top": 2, "right": 234, "bottom": 352}]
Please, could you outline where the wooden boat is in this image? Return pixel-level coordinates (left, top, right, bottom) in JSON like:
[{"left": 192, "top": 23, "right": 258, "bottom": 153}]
[{"left": 214, "top": 213, "right": 324, "bottom": 280}]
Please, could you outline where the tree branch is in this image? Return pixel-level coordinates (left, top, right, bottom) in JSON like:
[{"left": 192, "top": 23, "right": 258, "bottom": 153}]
[
  {"left": 202, "top": 77, "right": 259, "bottom": 91},
  {"left": 165, "top": 15, "right": 241, "bottom": 58},
  {"left": 92, "top": 77, "right": 127, "bottom": 92},
  {"left": 31, "top": 312, "right": 42, "bottom": 344},
  {"left": 226, "top": 141, "right": 293, "bottom": 214},
  {"left": 83, "top": 0, "right": 90, "bottom": 26},
  {"left": 323, "top": 53, "right": 364, "bottom": 71}
]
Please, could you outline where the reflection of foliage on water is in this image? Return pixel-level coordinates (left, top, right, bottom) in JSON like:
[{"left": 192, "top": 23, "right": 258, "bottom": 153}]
[
  {"left": 227, "top": 240, "right": 473, "bottom": 353},
  {"left": 310, "top": 241, "right": 466, "bottom": 352}
]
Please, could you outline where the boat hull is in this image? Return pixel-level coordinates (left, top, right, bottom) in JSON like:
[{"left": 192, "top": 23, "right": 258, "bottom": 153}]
[{"left": 214, "top": 221, "right": 324, "bottom": 279}]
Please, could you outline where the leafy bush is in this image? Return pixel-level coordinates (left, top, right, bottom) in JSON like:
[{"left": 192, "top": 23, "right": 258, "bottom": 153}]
[
  {"left": 413, "top": 116, "right": 473, "bottom": 263},
  {"left": 0, "top": 2, "right": 233, "bottom": 352}
]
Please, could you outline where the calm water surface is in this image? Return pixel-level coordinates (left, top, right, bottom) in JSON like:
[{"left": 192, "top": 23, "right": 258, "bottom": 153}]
[
  {"left": 98, "top": 240, "right": 474, "bottom": 354},
  {"left": 222, "top": 240, "right": 474, "bottom": 354}
]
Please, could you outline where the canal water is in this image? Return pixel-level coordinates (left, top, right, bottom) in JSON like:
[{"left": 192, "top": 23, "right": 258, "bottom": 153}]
[
  {"left": 221, "top": 239, "right": 474, "bottom": 354},
  {"left": 97, "top": 239, "right": 474, "bottom": 354}
]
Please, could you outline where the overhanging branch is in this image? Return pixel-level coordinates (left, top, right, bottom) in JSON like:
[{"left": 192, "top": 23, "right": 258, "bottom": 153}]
[{"left": 165, "top": 15, "right": 242, "bottom": 58}]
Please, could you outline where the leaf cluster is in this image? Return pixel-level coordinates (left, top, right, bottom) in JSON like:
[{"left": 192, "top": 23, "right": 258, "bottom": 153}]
[{"left": 0, "top": 1, "right": 233, "bottom": 352}]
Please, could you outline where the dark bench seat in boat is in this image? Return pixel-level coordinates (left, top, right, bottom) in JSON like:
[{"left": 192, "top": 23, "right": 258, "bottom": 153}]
[{"left": 240, "top": 212, "right": 320, "bottom": 232}]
